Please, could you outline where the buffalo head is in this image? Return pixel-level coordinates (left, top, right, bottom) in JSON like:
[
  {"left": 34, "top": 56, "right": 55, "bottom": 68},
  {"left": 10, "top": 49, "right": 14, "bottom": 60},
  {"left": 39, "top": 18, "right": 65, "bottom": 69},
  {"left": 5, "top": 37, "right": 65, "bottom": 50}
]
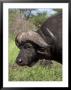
[{"left": 15, "top": 31, "right": 50, "bottom": 66}]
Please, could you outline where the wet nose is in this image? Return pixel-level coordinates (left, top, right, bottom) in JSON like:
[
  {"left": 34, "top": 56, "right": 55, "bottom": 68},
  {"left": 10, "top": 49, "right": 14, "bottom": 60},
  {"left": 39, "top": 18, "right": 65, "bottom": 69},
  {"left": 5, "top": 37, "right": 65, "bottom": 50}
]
[{"left": 18, "top": 59, "right": 22, "bottom": 63}]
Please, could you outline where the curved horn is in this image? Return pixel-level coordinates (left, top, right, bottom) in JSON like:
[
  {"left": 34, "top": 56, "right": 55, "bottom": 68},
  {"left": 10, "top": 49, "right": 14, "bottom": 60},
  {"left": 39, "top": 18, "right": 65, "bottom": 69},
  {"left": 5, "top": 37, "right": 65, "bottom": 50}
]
[
  {"left": 45, "top": 27, "right": 56, "bottom": 41},
  {"left": 40, "top": 25, "right": 56, "bottom": 42},
  {"left": 15, "top": 31, "right": 49, "bottom": 49}
]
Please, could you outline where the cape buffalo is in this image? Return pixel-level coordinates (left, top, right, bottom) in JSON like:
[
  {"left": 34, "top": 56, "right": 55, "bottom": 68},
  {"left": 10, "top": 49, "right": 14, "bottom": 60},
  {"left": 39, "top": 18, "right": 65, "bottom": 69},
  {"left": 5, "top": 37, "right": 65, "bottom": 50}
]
[{"left": 15, "top": 13, "right": 62, "bottom": 66}]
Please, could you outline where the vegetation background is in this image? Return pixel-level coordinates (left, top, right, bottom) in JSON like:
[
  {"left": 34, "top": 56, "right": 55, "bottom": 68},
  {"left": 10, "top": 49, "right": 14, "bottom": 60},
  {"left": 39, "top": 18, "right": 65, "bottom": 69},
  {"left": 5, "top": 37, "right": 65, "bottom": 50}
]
[{"left": 9, "top": 9, "right": 62, "bottom": 81}]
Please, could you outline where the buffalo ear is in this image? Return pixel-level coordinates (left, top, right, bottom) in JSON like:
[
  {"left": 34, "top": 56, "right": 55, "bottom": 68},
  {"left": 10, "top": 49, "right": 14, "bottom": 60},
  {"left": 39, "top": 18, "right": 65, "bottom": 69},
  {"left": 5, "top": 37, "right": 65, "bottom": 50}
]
[{"left": 37, "top": 45, "right": 52, "bottom": 55}]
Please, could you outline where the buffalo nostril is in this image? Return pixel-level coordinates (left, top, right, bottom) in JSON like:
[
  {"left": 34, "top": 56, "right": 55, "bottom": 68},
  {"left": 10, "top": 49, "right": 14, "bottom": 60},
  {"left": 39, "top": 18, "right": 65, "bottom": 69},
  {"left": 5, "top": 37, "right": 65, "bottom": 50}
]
[{"left": 18, "top": 59, "right": 22, "bottom": 63}]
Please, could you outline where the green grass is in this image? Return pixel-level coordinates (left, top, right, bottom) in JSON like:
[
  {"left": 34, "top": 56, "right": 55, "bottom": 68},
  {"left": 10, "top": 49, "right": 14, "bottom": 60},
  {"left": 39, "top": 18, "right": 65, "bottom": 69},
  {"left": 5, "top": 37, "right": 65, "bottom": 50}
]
[
  {"left": 9, "top": 38, "right": 62, "bottom": 81},
  {"left": 8, "top": 38, "right": 20, "bottom": 64}
]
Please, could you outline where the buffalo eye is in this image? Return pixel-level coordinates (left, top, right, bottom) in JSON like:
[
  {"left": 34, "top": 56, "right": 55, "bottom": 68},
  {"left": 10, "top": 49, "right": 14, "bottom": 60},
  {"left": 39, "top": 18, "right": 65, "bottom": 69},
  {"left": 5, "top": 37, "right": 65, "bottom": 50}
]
[{"left": 23, "top": 43, "right": 33, "bottom": 49}]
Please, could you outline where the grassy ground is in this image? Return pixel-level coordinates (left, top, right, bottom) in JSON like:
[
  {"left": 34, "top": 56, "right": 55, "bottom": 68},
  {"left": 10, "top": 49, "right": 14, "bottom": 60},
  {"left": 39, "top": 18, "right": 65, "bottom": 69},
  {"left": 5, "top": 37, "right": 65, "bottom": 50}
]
[{"left": 9, "top": 38, "right": 62, "bottom": 81}]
